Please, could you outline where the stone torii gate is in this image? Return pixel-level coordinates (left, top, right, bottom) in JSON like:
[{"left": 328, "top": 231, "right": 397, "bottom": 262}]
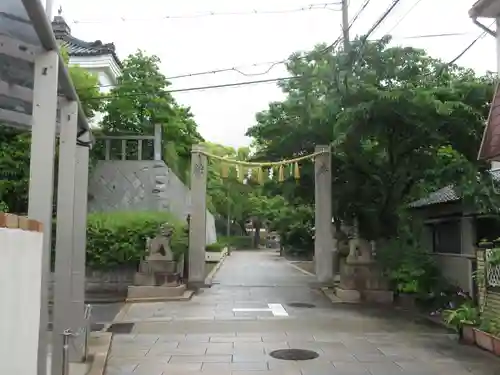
[{"left": 187, "top": 144, "right": 335, "bottom": 287}]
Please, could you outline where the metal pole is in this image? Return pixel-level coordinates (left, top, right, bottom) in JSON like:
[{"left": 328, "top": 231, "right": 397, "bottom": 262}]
[
  {"left": 61, "top": 331, "right": 71, "bottom": 375},
  {"left": 341, "top": 0, "right": 350, "bottom": 51}
]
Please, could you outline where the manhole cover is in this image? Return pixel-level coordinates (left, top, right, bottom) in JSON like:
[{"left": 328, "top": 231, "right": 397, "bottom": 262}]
[
  {"left": 269, "top": 349, "right": 319, "bottom": 361},
  {"left": 288, "top": 302, "right": 316, "bottom": 308},
  {"left": 107, "top": 323, "right": 134, "bottom": 334}
]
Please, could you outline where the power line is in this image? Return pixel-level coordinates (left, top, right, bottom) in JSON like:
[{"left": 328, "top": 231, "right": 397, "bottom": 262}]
[
  {"left": 348, "top": 0, "right": 403, "bottom": 70},
  {"left": 70, "top": 3, "right": 342, "bottom": 24},
  {"left": 81, "top": 35, "right": 486, "bottom": 101},
  {"left": 81, "top": 0, "right": 373, "bottom": 93},
  {"left": 77, "top": 3, "right": 483, "bottom": 100},
  {"left": 386, "top": 0, "right": 424, "bottom": 35},
  {"left": 74, "top": 31, "right": 476, "bottom": 95},
  {"left": 447, "top": 28, "right": 489, "bottom": 66},
  {"left": 361, "top": 0, "right": 403, "bottom": 43}
]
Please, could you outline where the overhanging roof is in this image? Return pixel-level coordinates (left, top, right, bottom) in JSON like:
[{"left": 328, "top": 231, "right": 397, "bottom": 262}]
[
  {"left": 469, "top": 0, "right": 500, "bottom": 18},
  {"left": 409, "top": 170, "right": 500, "bottom": 208},
  {"left": 0, "top": 0, "right": 90, "bottom": 131},
  {"left": 478, "top": 82, "right": 500, "bottom": 161}
]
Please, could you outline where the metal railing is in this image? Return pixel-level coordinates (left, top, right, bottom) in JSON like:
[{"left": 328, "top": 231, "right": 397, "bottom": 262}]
[
  {"left": 60, "top": 304, "right": 92, "bottom": 375},
  {"left": 94, "top": 124, "right": 162, "bottom": 161}
]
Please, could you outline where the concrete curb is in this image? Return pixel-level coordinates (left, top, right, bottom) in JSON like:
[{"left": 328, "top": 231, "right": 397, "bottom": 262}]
[
  {"left": 287, "top": 261, "right": 315, "bottom": 277},
  {"left": 112, "top": 302, "right": 132, "bottom": 324},
  {"left": 205, "top": 249, "right": 229, "bottom": 286},
  {"left": 87, "top": 332, "right": 112, "bottom": 375},
  {"left": 126, "top": 290, "right": 194, "bottom": 303},
  {"left": 320, "top": 286, "right": 356, "bottom": 304}
]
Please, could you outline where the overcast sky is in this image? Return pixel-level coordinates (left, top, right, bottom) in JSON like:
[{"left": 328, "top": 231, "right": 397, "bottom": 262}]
[{"left": 48, "top": 0, "right": 496, "bottom": 147}]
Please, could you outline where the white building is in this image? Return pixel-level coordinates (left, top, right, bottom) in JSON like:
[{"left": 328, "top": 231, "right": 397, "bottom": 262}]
[{"left": 51, "top": 12, "right": 121, "bottom": 127}]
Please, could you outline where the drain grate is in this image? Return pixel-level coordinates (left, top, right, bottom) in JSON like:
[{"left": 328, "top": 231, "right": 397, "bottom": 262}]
[
  {"left": 269, "top": 349, "right": 319, "bottom": 361},
  {"left": 288, "top": 302, "right": 316, "bottom": 308},
  {"left": 106, "top": 322, "right": 134, "bottom": 334}
]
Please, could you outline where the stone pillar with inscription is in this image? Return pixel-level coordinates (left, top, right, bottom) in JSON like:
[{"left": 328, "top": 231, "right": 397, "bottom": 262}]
[
  {"left": 188, "top": 145, "right": 208, "bottom": 288},
  {"left": 314, "top": 145, "right": 334, "bottom": 283}
]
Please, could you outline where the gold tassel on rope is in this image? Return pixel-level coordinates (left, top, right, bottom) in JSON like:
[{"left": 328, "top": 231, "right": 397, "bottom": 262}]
[
  {"left": 278, "top": 165, "right": 285, "bottom": 182},
  {"left": 294, "top": 162, "right": 300, "bottom": 180}
]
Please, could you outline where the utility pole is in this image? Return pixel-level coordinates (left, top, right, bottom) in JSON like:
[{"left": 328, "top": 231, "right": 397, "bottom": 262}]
[
  {"left": 45, "top": 0, "right": 55, "bottom": 20},
  {"left": 341, "top": 0, "right": 350, "bottom": 51}
]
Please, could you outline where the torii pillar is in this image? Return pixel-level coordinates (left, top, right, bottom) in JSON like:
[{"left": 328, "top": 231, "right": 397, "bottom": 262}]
[
  {"left": 314, "top": 145, "right": 334, "bottom": 283},
  {"left": 188, "top": 145, "right": 208, "bottom": 288}
]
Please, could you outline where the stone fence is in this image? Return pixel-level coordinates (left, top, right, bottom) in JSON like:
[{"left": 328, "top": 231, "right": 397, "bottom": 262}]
[{"left": 48, "top": 266, "right": 137, "bottom": 301}]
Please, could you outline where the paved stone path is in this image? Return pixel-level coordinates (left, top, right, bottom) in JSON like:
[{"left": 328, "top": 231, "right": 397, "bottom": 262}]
[{"left": 106, "top": 250, "right": 500, "bottom": 375}]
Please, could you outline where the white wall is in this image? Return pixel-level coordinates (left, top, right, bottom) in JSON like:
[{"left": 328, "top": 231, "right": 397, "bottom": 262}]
[
  {"left": 0, "top": 219, "right": 44, "bottom": 375},
  {"left": 68, "top": 54, "right": 119, "bottom": 128}
]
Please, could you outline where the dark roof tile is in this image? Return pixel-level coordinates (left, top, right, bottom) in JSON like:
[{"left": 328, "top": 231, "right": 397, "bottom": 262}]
[{"left": 409, "top": 169, "right": 500, "bottom": 208}]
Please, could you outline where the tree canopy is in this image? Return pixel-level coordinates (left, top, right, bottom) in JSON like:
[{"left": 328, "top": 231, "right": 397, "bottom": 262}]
[{"left": 247, "top": 36, "right": 495, "bottom": 240}]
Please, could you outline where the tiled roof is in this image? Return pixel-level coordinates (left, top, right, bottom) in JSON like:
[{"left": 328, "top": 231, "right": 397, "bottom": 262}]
[
  {"left": 408, "top": 185, "right": 459, "bottom": 208},
  {"left": 52, "top": 15, "right": 122, "bottom": 68},
  {"left": 59, "top": 35, "right": 122, "bottom": 68},
  {"left": 409, "top": 169, "right": 500, "bottom": 208}
]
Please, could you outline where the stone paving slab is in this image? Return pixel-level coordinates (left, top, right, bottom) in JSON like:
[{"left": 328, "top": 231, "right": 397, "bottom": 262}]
[{"left": 104, "top": 251, "right": 500, "bottom": 375}]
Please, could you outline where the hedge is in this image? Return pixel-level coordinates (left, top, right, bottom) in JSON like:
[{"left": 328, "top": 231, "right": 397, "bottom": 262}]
[
  {"left": 219, "top": 235, "right": 254, "bottom": 250},
  {"left": 52, "top": 211, "right": 188, "bottom": 269},
  {"left": 205, "top": 242, "right": 226, "bottom": 252},
  {"left": 86, "top": 211, "right": 187, "bottom": 268}
]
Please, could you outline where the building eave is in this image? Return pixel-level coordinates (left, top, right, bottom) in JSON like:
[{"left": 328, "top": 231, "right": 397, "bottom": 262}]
[
  {"left": 469, "top": 0, "right": 500, "bottom": 18},
  {"left": 58, "top": 34, "right": 122, "bottom": 68},
  {"left": 478, "top": 82, "right": 500, "bottom": 161}
]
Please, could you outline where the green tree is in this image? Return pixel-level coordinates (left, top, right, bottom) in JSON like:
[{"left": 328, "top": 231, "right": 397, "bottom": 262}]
[
  {"left": 101, "top": 50, "right": 203, "bottom": 180},
  {"left": 247, "top": 35, "right": 494, "bottom": 240}
]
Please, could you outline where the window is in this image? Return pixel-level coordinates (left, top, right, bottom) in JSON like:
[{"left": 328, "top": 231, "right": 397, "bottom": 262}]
[
  {"left": 432, "top": 220, "right": 461, "bottom": 254},
  {"left": 476, "top": 216, "right": 500, "bottom": 243}
]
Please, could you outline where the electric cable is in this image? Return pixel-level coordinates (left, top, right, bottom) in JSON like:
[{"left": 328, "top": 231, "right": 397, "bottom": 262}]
[
  {"left": 70, "top": 3, "right": 342, "bottom": 24},
  {"left": 78, "top": 4, "right": 483, "bottom": 100},
  {"left": 385, "top": 0, "right": 424, "bottom": 35},
  {"left": 78, "top": 0, "right": 373, "bottom": 95},
  {"left": 81, "top": 30, "right": 486, "bottom": 102}
]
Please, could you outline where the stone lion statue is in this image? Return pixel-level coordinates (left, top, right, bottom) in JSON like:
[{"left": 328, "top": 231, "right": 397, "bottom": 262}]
[{"left": 147, "top": 223, "right": 174, "bottom": 259}]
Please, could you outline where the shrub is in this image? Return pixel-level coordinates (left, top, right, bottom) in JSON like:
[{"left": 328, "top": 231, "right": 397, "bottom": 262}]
[
  {"left": 85, "top": 211, "right": 187, "bottom": 268},
  {"left": 205, "top": 242, "right": 225, "bottom": 252},
  {"left": 219, "top": 235, "right": 253, "bottom": 249},
  {"left": 376, "top": 236, "right": 440, "bottom": 295}
]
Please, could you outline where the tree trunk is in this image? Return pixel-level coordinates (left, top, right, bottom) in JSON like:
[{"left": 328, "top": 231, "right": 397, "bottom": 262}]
[{"left": 253, "top": 219, "right": 261, "bottom": 248}]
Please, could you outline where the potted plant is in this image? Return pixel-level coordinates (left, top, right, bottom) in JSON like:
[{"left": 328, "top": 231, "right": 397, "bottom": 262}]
[
  {"left": 205, "top": 242, "right": 227, "bottom": 263},
  {"left": 493, "top": 237, "right": 500, "bottom": 248},
  {"left": 478, "top": 238, "right": 493, "bottom": 249},
  {"left": 474, "top": 320, "right": 495, "bottom": 352},
  {"left": 443, "top": 304, "right": 479, "bottom": 345}
]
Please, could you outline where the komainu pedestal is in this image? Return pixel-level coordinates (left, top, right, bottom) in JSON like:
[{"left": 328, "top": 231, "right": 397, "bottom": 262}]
[
  {"left": 127, "top": 223, "right": 191, "bottom": 301},
  {"left": 336, "top": 238, "right": 393, "bottom": 304}
]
